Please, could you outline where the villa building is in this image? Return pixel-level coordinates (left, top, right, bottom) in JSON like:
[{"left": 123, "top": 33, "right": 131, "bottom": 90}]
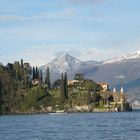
[
  {"left": 68, "top": 80, "right": 80, "bottom": 87},
  {"left": 31, "top": 79, "right": 39, "bottom": 86},
  {"left": 98, "top": 82, "right": 109, "bottom": 92}
]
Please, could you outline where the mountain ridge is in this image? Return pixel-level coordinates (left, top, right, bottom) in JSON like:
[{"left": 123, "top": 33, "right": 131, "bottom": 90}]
[
  {"left": 103, "top": 50, "right": 140, "bottom": 64},
  {"left": 40, "top": 52, "right": 100, "bottom": 81},
  {"left": 40, "top": 50, "right": 140, "bottom": 88}
]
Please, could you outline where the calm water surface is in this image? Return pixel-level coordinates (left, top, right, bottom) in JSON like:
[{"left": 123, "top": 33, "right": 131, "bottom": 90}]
[{"left": 0, "top": 111, "right": 140, "bottom": 140}]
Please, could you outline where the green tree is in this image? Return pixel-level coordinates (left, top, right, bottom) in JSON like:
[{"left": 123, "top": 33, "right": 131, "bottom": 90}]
[
  {"left": 74, "top": 73, "right": 84, "bottom": 81},
  {"left": 21, "top": 59, "right": 24, "bottom": 69},
  {"left": 14, "top": 61, "right": 21, "bottom": 80},
  {"left": 64, "top": 73, "right": 68, "bottom": 100},
  {"left": 39, "top": 70, "right": 43, "bottom": 84},
  {"left": 92, "top": 93, "right": 102, "bottom": 107},
  {"left": 60, "top": 74, "right": 65, "bottom": 104},
  {"left": 0, "top": 80, "right": 3, "bottom": 114},
  {"left": 60, "top": 73, "right": 68, "bottom": 106},
  {"left": 45, "top": 67, "right": 51, "bottom": 89},
  {"left": 82, "top": 79, "right": 97, "bottom": 90},
  {"left": 7, "top": 63, "right": 14, "bottom": 77},
  {"left": 32, "top": 66, "right": 36, "bottom": 79},
  {"left": 86, "top": 91, "right": 93, "bottom": 105},
  {"left": 23, "top": 63, "right": 32, "bottom": 85},
  {"left": 35, "top": 66, "right": 39, "bottom": 79},
  {"left": 53, "top": 79, "right": 61, "bottom": 89}
]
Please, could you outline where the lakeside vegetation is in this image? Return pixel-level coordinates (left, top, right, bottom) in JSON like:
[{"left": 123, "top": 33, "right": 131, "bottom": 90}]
[{"left": 0, "top": 59, "right": 131, "bottom": 114}]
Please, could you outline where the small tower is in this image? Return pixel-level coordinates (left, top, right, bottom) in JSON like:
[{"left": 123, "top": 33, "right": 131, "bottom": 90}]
[
  {"left": 120, "top": 86, "right": 124, "bottom": 94},
  {"left": 120, "top": 86, "right": 125, "bottom": 111},
  {"left": 113, "top": 87, "right": 117, "bottom": 93}
]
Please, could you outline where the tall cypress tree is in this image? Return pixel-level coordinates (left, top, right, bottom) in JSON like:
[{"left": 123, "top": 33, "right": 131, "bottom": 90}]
[
  {"left": 64, "top": 72, "right": 68, "bottom": 100},
  {"left": 39, "top": 70, "right": 43, "bottom": 84},
  {"left": 60, "top": 73, "right": 68, "bottom": 105},
  {"left": 60, "top": 74, "right": 65, "bottom": 104},
  {"left": 0, "top": 80, "right": 3, "bottom": 114},
  {"left": 45, "top": 67, "right": 51, "bottom": 89},
  {"left": 35, "top": 66, "right": 39, "bottom": 79},
  {"left": 32, "top": 66, "right": 36, "bottom": 79},
  {"left": 21, "top": 59, "right": 24, "bottom": 69}
]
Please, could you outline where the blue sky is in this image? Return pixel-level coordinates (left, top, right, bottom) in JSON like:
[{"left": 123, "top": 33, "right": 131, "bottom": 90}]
[{"left": 0, "top": 0, "right": 140, "bottom": 66}]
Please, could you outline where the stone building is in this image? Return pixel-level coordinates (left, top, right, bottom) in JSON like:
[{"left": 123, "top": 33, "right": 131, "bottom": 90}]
[{"left": 98, "top": 82, "right": 109, "bottom": 92}]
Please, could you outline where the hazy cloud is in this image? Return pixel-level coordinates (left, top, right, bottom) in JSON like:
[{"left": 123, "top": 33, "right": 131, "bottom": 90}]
[
  {"left": 19, "top": 43, "right": 136, "bottom": 66},
  {"left": 19, "top": 44, "right": 75, "bottom": 66},
  {"left": 0, "top": 15, "right": 24, "bottom": 21},
  {"left": 72, "top": 47, "right": 128, "bottom": 62},
  {"left": 0, "top": 14, "right": 48, "bottom": 21},
  {"left": 0, "top": 7, "right": 77, "bottom": 22},
  {"left": 4, "top": 38, "right": 139, "bottom": 66},
  {"left": 116, "top": 75, "right": 126, "bottom": 79},
  {"left": 67, "top": 0, "right": 107, "bottom": 5}
]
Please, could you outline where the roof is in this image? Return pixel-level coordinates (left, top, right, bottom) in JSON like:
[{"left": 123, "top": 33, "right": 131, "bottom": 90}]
[{"left": 98, "top": 82, "right": 109, "bottom": 86}]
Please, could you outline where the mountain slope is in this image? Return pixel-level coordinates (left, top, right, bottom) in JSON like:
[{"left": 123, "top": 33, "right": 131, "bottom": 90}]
[
  {"left": 92, "top": 59, "right": 140, "bottom": 86},
  {"left": 125, "top": 78, "right": 140, "bottom": 89},
  {"left": 40, "top": 50, "right": 140, "bottom": 88},
  {"left": 40, "top": 53, "right": 100, "bottom": 81},
  {"left": 45, "top": 52, "right": 82, "bottom": 73},
  {"left": 91, "top": 50, "right": 140, "bottom": 85}
]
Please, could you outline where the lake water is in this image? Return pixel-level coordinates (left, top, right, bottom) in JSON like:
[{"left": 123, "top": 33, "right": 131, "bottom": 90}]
[{"left": 0, "top": 111, "right": 140, "bottom": 140}]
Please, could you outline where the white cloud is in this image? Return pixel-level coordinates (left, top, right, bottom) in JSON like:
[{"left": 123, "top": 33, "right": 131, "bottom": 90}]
[
  {"left": 19, "top": 44, "right": 76, "bottom": 66},
  {"left": 19, "top": 42, "right": 140, "bottom": 66},
  {"left": 2, "top": 35, "right": 138, "bottom": 67},
  {"left": 75, "top": 47, "right": 126, "bottom": 62}
]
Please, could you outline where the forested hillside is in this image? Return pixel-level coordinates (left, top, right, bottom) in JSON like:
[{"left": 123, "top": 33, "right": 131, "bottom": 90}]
[{"left": 0, "top": 59, "right": 130, "bottom": 114}]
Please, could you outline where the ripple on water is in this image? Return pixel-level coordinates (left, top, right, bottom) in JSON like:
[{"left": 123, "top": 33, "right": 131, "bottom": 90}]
[{"left": 0, "top": 112, "right": 140, "bottom": 140}]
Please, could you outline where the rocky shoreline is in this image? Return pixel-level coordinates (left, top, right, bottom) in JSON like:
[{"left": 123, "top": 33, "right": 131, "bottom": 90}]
[{"left": 1, "top": 104, "right": 132, "bottom": 115}]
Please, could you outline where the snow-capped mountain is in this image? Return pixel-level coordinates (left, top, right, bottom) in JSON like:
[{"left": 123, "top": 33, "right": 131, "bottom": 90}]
[
  {"left": 104, "top": 50, "right": 140, "bottom": 64},
  {"left": 92, "top": 50, "right": 140, "bottom": 87},
  {"left": 48, "top": 52, "right": 82, "bottom": 72},
  {"left": 40, "top": 52, "right": 100, "bottom": 80},
  {"left": 41, "top": 52, "right": 82, "bottom": 74},
  {"left": 40, "top": 50, "right": 140, "bottom": 86}
]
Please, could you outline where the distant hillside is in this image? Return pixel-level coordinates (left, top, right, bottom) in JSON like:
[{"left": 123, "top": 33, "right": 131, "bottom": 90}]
[
  {"left": 125, "top": 78, "right": 140, "bottom": 89},
  {"left": 93, "top": 59, "right": 140, "bottom": 85}
]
